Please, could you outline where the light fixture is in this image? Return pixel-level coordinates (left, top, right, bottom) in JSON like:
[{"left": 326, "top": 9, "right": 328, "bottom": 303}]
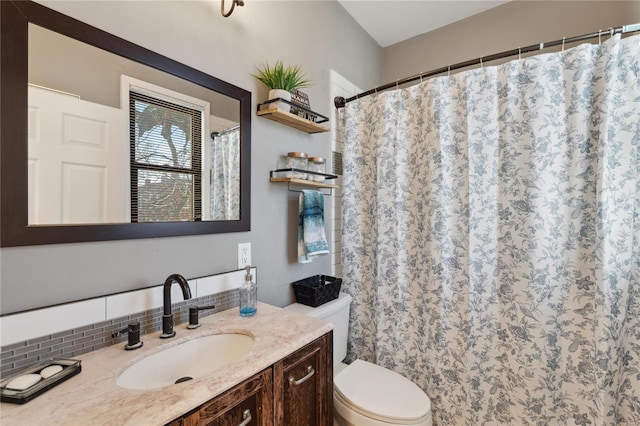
[{"left": 221, "top": 0, "right": 244, "bottom": 17}]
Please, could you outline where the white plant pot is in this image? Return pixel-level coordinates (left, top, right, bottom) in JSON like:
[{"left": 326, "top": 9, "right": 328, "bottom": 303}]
[{"left": 268, "top": 89, "right": 291, "bottom": 112}]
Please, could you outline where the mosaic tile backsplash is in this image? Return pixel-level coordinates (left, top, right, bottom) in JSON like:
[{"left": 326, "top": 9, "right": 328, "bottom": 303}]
[{"left": 0, "top": 289, "right": 238, "bottom": 378}]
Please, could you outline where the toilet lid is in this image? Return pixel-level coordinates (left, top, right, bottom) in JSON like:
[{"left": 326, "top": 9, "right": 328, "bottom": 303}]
[{"left": 334, "top": 360, "right": 430, "bottom": 422}]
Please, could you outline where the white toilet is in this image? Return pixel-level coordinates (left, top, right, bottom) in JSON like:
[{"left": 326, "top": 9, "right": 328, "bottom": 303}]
[{"left": 285, "top": 293, "right": 432, "bottom": 426}]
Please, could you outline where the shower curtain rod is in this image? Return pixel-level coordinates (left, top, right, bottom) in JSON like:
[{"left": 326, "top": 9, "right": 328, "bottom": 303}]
[
  {"left": 334, "top": 23, "right": 640, "bottom": 109},
  {"left": 210, "top": 124, "right": 240, "bottom": 139}
]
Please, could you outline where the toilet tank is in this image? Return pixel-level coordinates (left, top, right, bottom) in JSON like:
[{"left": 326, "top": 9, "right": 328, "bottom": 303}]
[{"left": 284, "top": 292, "right": 352, "bottom": 368}]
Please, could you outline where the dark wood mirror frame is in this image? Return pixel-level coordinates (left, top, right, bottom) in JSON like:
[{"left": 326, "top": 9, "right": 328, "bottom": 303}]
[{"left": 1, "top": 1, "right": 251, "bottom": 247}]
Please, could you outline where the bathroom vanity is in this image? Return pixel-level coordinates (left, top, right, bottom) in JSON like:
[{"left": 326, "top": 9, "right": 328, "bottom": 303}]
[
  {"left": 0, "top": 303, "right": 333, "bottom": 425},
  {"left": 172, "top": 334, "right": 330, "bottom": 425}
]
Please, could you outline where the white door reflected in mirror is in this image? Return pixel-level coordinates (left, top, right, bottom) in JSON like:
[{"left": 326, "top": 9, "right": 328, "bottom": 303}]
[{"left": 28, "top": 86, "right": 127, "bottom": 224}]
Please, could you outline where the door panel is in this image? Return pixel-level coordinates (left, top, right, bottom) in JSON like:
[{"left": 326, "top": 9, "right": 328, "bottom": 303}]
[{"left": 28, "top": 86, "right": 127, "bottom": 224}]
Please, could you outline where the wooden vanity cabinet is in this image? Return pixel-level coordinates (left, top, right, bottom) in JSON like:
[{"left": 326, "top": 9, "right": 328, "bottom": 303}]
[
  {"left": 274, "top": 332, "right": 333, "bottom": 426},
  {"left": 181, "top": 368, "right": 273, "bottom": 426},
  {"left": 168, "top": 332, "right": 332, "bottom": 426}
]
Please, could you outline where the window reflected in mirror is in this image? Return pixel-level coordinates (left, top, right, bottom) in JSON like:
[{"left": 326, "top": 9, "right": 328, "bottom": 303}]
[{"left": 130, "top": 85, "right": 202, "bottom": 222}]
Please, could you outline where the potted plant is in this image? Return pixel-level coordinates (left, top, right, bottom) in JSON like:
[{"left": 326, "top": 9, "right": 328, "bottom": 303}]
[{"left": 253, "top": 60, "right": 311, "bottom": 112}]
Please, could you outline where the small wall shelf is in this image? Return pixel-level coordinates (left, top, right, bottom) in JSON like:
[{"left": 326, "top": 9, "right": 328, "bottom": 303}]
[
  {"left": 257, "top": 99, "right": 330, "bottom": 134},
  {"left": 270, "top": 169, "right": 338, "bottom": 194}
]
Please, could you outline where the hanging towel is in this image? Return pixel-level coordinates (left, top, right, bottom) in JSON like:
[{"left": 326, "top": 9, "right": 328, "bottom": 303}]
[{"left": 298, "top": 190, "right": 329, "bottom": 263}]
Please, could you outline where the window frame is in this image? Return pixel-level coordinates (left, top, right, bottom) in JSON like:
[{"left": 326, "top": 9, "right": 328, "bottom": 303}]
[{"left": 122, "top": 76, "right": 210, "bottom": 223}]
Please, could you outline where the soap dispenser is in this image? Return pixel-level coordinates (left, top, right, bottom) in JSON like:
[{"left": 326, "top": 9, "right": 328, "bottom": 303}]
[{"left": 239, "top": 265, "right": 257, "bottom": 316}]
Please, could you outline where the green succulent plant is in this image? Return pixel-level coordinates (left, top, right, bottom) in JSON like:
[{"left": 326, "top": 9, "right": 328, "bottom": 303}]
[{"left": 252, "top": 60, "right": 311, "bottom": 92}]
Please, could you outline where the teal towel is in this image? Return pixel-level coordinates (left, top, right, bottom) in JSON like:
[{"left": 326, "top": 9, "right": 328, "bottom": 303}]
[{"left": 298, "top": 190, "right": 329, "bottom": 263}]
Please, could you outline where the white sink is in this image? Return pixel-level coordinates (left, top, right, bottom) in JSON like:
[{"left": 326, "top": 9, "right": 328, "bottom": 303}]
[{"left": 116, "top": 333, "right": 254, "bottom": 390}]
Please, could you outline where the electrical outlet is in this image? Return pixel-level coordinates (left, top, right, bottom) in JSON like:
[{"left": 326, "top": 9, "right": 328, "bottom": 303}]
[{"left": 238, "top": 243, "right": 251, "bottom": 269}]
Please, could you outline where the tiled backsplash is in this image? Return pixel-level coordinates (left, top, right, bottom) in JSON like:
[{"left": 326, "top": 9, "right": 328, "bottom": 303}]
[{"left": 0, "top": 269, "right": 252, "bottom": 378}]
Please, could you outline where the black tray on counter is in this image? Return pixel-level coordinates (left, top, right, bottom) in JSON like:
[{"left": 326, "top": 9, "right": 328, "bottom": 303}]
[{"left": 0, "top": 358, "right": 81, "bottom": 404}]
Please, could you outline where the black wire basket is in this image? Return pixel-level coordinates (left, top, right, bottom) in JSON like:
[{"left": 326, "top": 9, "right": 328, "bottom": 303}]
[{"left": 292, "top": 275, "right": 342, "bottom": 307}]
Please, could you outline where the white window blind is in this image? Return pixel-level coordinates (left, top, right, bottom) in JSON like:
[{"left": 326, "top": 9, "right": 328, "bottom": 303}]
[{"left": 129, "top": 91, "right": 202, "bottom": 222}]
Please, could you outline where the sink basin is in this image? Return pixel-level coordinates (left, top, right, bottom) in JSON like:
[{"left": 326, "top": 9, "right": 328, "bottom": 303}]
[{"left": 116, "top": 333, "right": 254, "bottom": 390}]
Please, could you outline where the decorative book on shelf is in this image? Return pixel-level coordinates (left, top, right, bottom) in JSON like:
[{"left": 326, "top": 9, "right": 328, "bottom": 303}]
[{"left": 290, "top": 89, "right": 316, "bottom": 122}]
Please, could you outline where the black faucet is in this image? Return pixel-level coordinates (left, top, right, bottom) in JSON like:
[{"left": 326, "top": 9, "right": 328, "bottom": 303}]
[
  {"left": 187, "top": 305, "right": 216, "bottom": 329},
  {"left": 161, "top": 274, "right": 192, "bottom": 338},
  {"left": 112, "top": 321, "right": 143, "bottom": 350}
]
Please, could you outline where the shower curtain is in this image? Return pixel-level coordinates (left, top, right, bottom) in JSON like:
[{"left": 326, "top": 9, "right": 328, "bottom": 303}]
[
  {"left": 210, "top": 128, "right": 240, "bottom": 220},
  {"left": 340, "top": 34, "right": 640, "bottom": 425}
]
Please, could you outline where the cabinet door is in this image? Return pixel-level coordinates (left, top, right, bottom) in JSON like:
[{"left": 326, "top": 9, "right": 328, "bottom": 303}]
[
  {"left": 183, "top": 368, "right": 273, "bottom": 426},
  {"left": 273, "top": 332, "right": 333, "bottom": 426}
]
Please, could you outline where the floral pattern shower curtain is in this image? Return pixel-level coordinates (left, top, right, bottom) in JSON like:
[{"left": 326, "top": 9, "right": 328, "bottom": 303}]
[
  {"left": 340, "top": 34, "right": 640, "bottom": 425},
  {"left": 210, "top": 128, "right": 240, "bottom": 220}
]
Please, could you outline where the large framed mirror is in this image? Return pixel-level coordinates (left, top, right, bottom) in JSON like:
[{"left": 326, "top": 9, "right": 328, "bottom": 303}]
[{"left": 1, "top": 1, "right": 251, "bottom": 246}]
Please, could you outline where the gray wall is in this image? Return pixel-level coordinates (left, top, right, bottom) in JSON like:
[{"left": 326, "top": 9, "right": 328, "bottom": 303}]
[
  {"left": 8, "top": 0, "right": 634, "bottom": 315},
  {"left": 382, "top": 1, "right": 640, "bottom": 82},
  {"left": 29, "top": 24, "right": 239, "bottom": 121},
  {"left": 0, "top": 0, "right": 382, "bottom": 314}
]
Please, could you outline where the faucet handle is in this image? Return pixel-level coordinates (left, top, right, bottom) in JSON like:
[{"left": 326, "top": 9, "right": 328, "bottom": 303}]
[
  {"left": 112, "top": 321, "right": 143, "bottom": 350},
  {"left": 187, "top": 305, "right": 216, "bottom": 329}
]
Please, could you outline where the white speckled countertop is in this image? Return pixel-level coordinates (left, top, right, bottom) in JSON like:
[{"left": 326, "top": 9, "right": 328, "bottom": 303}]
[{"left": 0, "top": 303, "right": 332, "bottom": 425}]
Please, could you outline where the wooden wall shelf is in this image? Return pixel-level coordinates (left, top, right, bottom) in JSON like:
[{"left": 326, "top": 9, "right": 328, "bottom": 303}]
[
  {"left": 269, "top": 177, "right": 338, "bottom": 189},
  {"left": 269, "top": 169, "right": 338, "bottom": 194},
  {"left": 257, "top": 108, "right": 330, "bottom": 134}
]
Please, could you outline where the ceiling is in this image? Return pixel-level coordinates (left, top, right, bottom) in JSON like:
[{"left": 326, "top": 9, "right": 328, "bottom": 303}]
[{"left": 337, "top": 0, "right": 509, "bottom": 47}]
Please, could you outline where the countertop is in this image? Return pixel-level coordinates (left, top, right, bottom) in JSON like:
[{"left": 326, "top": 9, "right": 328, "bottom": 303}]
[{"left": 0, "top": 302, "right": 332, "bottom": 425}]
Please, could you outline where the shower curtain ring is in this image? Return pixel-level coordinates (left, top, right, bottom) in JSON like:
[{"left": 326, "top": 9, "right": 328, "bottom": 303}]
[
  {"left": 609, "top": 27, "right": 614, "bottom": 37},
  {"left": 448, "top": 65, "right": 451, "bottom": 77},
  {"left": 420, "top": 73, "right": 423, "bottom": 83},
  {"left": 598, "top": 29, "right": 602, "bottom": 44},
  {"left": 480, "top": 56, "right": 483, "bottom": 68},
  {"left": 562, "top": 37, "right": 565, "bottom": 52}
]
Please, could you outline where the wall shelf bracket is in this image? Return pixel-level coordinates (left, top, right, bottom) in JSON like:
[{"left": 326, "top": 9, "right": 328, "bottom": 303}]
[{"left": 269, "top": 169, "right": 338, "bottom": 196}]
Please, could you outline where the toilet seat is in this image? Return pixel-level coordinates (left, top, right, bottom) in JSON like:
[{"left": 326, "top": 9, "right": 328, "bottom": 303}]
[{"left": 334, "top": 360, "right": 431, "bottom": 424}]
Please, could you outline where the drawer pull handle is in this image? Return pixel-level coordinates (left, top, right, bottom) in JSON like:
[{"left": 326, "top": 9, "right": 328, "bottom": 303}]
[
  {"left": 289, "top": 366, "right": 315, "bottom": 386},
  {"left": 238, "top": 409, "right": 252, "bottom": 426}
]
